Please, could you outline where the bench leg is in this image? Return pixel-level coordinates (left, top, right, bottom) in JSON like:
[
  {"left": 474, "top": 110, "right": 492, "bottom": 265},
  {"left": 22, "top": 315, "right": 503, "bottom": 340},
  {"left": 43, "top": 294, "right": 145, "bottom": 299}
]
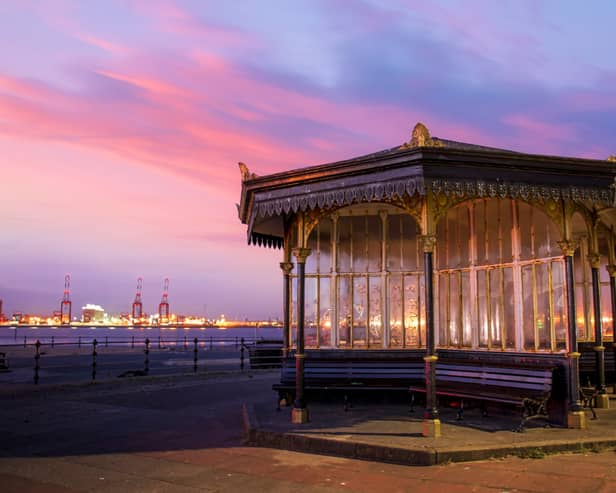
[
  {"left": 456, "top": 399, "right": 464, "bottom": 420},
  {"left": 480, "top": 401, "right": 489, "bottom": 418},
  {"left": 409, "top": 393, "right": 415, "bottom": 413},
  {"left": 344, "top": 394, "right": 349, "bottom": 412},
  {"left": 516, "top": 397, "right": 550, "bottom": 432}
]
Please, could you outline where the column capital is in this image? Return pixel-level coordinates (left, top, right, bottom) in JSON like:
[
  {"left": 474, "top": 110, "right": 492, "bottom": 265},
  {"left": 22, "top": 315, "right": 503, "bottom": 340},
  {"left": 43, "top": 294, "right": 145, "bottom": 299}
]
[
  {"left": 606, "top": 264, "right": 616, "bottom": 277},
  {"left": 587, "top": 253, "right": 601, "bottom": 269},
  {"left": 558, "top": 240, "right": 578, "bottom": 257},
  {"left": 279, "top": 262, "right": 294, "bottom": 275},
  {"left": 292, "top": 247, "right": 312, "bottom": 264},
  {"left": 420, "top": 235, "right": 437, "bottom": 253}
]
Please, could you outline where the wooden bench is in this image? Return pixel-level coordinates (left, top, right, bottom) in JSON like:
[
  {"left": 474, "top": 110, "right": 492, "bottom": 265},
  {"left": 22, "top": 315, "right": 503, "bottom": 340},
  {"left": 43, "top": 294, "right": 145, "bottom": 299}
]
[
  {"left": 273, "top": 349, "right": 425, "bottom": 410},
  {"left": 244, "top": 340, "right": 283, "bottom": 369},
  {"left": 579, "top": 342, "right": 616, "bottom": 389},
  {"left": 409, "top": 352, "right": 569, "bottom": 432}
]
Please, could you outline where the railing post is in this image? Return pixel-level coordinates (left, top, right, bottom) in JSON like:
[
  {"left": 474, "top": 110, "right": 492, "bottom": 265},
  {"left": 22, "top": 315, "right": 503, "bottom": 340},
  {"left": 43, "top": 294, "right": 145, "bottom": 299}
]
[
  {"left": 92, "top": 339, "right": 98, "bottom": 381},
  {"left": 23, "top": 335, "right": 27, "bottom": 348},
  {"left": 78, "top": 336, "right": 81, "bottom": 348},
  {"left": 209, "top": 336, "right": 213, "bottom": 351},
  {"left": 105, "top": 336, "right": 108, "bottom": 348},
  {"left": 144, "top": 338, "right": 150, "bottom": 375},
  {"left": 184, "top": 335, "right": 187, "bottom": 350},
  {"left": 131, "top": 335, "right": 135, "bottom": 349},
  {"left": 240, "top": 337, "right": 245, "bottom": 371},
  {"left": 51, "top": 335, "right": 55, "bottom": 348},
  {"left": 34, "top": 339, "right": 41, "bottom": 384},
  {"left": 158, "top": 335, "right": 161, "bottom": 349},
  {"left": 193, "top": 337, "right": 198, "bottom": 373}
]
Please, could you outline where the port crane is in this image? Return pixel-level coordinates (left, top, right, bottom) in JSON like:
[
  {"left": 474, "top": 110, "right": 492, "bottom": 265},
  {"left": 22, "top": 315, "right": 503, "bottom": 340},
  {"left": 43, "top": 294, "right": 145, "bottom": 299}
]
[
  {"left": 158, "top": 277, "right": 170, "bottom": 324},
  {"left": 131, "top": 277, "right": 143, "bottom": 323},
  {"left": 60, "top": 274, "right": 72, "bottom": 324}
]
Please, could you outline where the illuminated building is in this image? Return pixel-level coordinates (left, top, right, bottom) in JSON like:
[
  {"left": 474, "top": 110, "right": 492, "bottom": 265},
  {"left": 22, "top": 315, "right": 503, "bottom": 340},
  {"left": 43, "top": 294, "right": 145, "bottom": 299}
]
[{"left": 81, "top": 304, "right": 105, "bottom": 323}]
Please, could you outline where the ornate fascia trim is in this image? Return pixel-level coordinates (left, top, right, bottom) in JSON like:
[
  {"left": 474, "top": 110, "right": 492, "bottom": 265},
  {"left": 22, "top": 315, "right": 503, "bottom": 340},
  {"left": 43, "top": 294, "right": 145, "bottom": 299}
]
[
  {"left": 252, "top": 177, "right": 613, "bottom": 219},
  {"left": 255, "top": 176, "right": 426, "bottom": 218}
]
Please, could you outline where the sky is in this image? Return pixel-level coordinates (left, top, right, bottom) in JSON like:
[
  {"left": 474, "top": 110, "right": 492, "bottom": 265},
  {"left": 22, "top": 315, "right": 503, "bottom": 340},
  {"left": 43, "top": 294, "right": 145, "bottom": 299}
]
[{"left": 1, "top": 0, "right": 615, "bottom": 320}]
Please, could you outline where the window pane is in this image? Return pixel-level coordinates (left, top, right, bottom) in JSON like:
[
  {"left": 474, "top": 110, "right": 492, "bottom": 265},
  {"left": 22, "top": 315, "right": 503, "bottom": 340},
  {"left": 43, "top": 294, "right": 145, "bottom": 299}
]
[
  {"left": 389, "top": 274, "right": 403, "bottom": 347},
  {"left": 503, "top": 267, "right": 516, "bottom": 348},
  {"left": 337, "top": 217, "right": 351, "bottom": 273},
  {"left": 402, "top": 215, "right": 420, "bottom": 271},
  {"left": 337, "top": 276, "right": 351, "bottom": 346},
  {"left": 461, "top": 271, "right": 472, "bottom": 346},
  {"left": 551, "top": 260, "right": 567, "bottom": 350},
  {"left": 319, "top": 219, "right": 332, "bottom": 273},
  {"left": 367, "top": 216, "right": 382, "bottom": 272},
  {"left": 536, "top": 263, "right": 550, "bottom": 350},
  {"left": 601, "top": 283, "right": 613, "bottom": 339},
  {"left": 387, "top": 216, "right": 402, "bottom": 272},
  {"left": 353, "top": 276, "right": 367, "bottom": 347},
  {"left": 352, "top": 217, "right": 367, "bottom": 273},
  {"left": 405, "top": 274, "right": 422, "bottom": 347},
  {"left": 478, "top": 269, "right": 488, "bottom": 347},
  {"left": 305, "top": 277, "right": 318, "bottom": 347},
  {"left": 489, "top": 269, "right": 503, "bottom": 348},
  {"left": 522, "top": 265, "right": 535, "bottom": 349},
  {"left": 438, "top": 273, "right": 448, "bottom": 345},
  {"left": 368, "top": 276, "right": 382, "bottom": 346},
  {"left": 291, "top": 277, "right": 297, "bottom": 346},
  {"left": 305, "top": 228, "right": 318, "bottom": 274},
  {"left": 319, "top": 277, "right": 331, "bottom": 347}
]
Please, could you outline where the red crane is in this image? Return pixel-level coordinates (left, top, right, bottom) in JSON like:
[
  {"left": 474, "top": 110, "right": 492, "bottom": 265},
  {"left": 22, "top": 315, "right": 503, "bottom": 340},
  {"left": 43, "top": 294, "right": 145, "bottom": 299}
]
[
  {"left": 131, "top": 277, "right": 143, "bottom": 323},
  {"left": 60, "top": 274, "right": 72, "bottom": 325},
  {"left": 158, "top": 277, "right": 170, "bottom": 324}
]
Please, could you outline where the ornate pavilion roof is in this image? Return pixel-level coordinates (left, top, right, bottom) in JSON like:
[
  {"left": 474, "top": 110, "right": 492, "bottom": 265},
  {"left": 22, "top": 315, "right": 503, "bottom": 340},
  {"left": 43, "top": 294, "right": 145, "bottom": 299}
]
[{"left": 238, "top": 123, "right": 616, "bottom": 248}]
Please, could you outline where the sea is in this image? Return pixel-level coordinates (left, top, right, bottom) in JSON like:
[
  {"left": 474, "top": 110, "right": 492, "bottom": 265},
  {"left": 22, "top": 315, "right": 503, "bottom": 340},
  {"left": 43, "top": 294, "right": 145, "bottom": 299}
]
[{"left": 0, "top": 325, "right": 283, "bottom": 347}]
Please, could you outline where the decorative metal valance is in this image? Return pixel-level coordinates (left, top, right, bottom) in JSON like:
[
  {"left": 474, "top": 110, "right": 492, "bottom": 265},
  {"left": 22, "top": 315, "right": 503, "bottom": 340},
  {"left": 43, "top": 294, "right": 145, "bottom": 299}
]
[
  {"left": 248, "top": 232, "right": 283, "bottom": 249},
  {"left": 253, "top": 177, "right": 613, "bottom": 219}
]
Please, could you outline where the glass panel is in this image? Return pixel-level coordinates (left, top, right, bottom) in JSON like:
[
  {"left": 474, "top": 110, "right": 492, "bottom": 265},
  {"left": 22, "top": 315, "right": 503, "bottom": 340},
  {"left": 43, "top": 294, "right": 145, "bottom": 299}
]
[
  {"left": 337, "top": 276, "right": 351, "bottom": 346},
  {"left": 337, "top": 217, "right": 351, "bottom": 273},
  {"left": 461, "top": 271, "right": 472, "bottom": 346},
  {"left": 368, "top": 276, "right": 382, "bottom": 346},
  {"left": 552, "top": 260, "right": 567, "bottom": 350},
  {"left": 319, "top": 277, "right": 331, "bottom": 347},
  {"left": 503, "top": 267, "right": 516, "bottom": 348},
  {"left": 475, "top": 200, "right": 487, "bottom": 264},
  {"left": 438, "top": 273, "right": 448, "bottom": 345},
  {"left": 518, "top": 202, "right": 533, "bottom": 261},
  {"left": 387, "top": 216, "right": 402, "bottom": 272},
  {"left": 319, "top": 219, "right": 332, "bottom": 274},
  {"left": 534, "top": 209, "right": 555, "bottom": 259},
  {"left": 486, "top": 199, "right": 501, "bottom": 265},
  {"left": 535, "top": 263, "right": 550, "bottom": 350},
  {"left": 305, "top": 277, "right": 318, "bottom": 347},
  {"left": 449, "top": 272, "right": 460, "bottom": 346},
  {"left": 389, "top": 274, "right": 403, "bottom": 347},
  {"left": 522, "top": 265, "right": 535, "bottom": 349},
  {"left": 405, "top": 274, "right": 421, "bottom": 347},
  {"left": 501, "top": 200, "right": 513, "bottom": 262},
  {"left": 352, "top": 217, "right": 367, "bottom": 273},
  {"left": 353, "top": 276, "right": 367, "bottom": 347},
  {"left": 305, "top": 228, "right": 318, "bottom": 274},
  {"left": 367, "top": 216, "right": 382, "bottom": 272},
  {"left": 402, "top": 215, "right": 419, "bottom": 272},
  {"left": 489, "top": 269, "right": 503, "bottom": 348},
  {"left": 478, "top": 269, "right": 488, "bottom": 347},
  {"left": 291, "top": 277, "right": 297, "bottom": 346},
  {"left": 601, "top": 283, "right": 613, "bottom": 339},
  {"left": 575, "top": 285, "right": 587, "bottom": 340}
]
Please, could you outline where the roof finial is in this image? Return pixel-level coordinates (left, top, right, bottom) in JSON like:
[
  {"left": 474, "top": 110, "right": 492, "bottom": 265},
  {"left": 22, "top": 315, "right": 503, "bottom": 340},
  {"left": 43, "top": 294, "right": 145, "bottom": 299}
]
[
  {"left": 238, "top": 162, "right": 257, "bottom": 181},
  {"left": 400, "top": 122, "right": 444, "bottom": 149}
]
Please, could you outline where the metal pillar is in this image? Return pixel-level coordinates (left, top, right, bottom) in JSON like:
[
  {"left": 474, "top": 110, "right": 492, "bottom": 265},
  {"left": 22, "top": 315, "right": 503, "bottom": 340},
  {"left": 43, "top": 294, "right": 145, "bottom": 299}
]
[
  {"left": 421, "top": 235, "right": 440, "bottom": 437},
  {"left": 280, "top": 262, "right": 294, "bottom": 359},
  {"left": 291, "top": 247, "right": 311, "bottom": 424},
  {"left": 559, "top": 241, "right": 585, "bottom": 428}
]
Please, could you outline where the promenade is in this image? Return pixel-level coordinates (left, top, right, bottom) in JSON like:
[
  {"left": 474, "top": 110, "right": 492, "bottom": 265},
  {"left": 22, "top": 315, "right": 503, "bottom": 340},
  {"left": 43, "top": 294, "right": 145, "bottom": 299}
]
[{"left": 1, "top": 370, "right": 616, "bottom": 492}]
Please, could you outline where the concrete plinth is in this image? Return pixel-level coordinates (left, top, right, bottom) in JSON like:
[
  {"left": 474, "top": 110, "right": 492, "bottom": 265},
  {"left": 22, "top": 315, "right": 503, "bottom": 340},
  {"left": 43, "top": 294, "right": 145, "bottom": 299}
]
[
  {"left": 567, "top": 411, "right": 586, "bottom": 429},
  {"left": 596, "top": 393, "right": 610, "bottom": 409},
  {"left": 422, "top": 418, "right": 441, "bottom": 438},
  {"left": 291, "top": 407, "right": 309, "bottom": 424}
]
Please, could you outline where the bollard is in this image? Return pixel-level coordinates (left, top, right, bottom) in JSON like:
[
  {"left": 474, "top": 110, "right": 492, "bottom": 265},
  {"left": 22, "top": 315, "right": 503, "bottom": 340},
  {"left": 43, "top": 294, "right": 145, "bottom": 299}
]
[
  {"left": 144, "top": 338, "right": 150, "bottom": 375},
  {"left": 78, "top": 336, "right": 81, "bottom": 348},
  {"left": 24, "top": 335, "right": 27, "bottom": 348},
  {"left": 131, "top": 335, "right": 135, "bottom": 349},
  {"left": 105, "top": 336, "right": 108, "bottom": 348},
  {"left": 240, "top": 337, "right": 245, "bottom": 371},
  {"left": 184, "top": 335, "right": 187, "bottom": 350},
  {"left": 193, "top": 337, "right": 198, "bottom": 373},
  {"left": 92, "top": 339, "right": 98, "bottom": 381},
  {"left": 34, "top": 340, "right": 41, "bottom": 384},
  {"left": 209, "top": 336, "right": 213, "bottom": 351},
  {"left": 51, "top": 335, "right": 55, "bottom": 348}
]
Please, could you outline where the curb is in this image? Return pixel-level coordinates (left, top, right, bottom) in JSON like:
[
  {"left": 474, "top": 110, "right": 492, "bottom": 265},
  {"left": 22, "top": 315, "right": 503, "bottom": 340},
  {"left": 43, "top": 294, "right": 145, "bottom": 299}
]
[{"left": 241, "top": 404, "right": 616, "bottom": 466}]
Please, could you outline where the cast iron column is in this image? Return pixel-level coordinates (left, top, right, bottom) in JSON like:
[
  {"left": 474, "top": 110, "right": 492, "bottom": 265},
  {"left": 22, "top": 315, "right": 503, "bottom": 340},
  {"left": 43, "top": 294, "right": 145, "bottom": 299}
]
[
  {"left": 559, "top": 241, "right": 584, "bottom": 428},
  {"left": 589, "top": 254, "right": 606, "bottom": 397},
  {"left": 421, "top": 235, "right": 440, "bottom": 437},
  {"left": 608, "top": 264, "right": 616, "bottom": 394},
  {"left": 280, "top": 262, "right": 294, "bottom": 359},
  {"left": 292, "top": 247, "right": 311, "bottom": 424}
]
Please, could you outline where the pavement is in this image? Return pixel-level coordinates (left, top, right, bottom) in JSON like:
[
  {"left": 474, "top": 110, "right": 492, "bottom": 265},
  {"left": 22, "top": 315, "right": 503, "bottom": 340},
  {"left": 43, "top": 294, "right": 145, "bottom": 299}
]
[{"left": 2, "top": 370, "right": 616, "bottom": 492}]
